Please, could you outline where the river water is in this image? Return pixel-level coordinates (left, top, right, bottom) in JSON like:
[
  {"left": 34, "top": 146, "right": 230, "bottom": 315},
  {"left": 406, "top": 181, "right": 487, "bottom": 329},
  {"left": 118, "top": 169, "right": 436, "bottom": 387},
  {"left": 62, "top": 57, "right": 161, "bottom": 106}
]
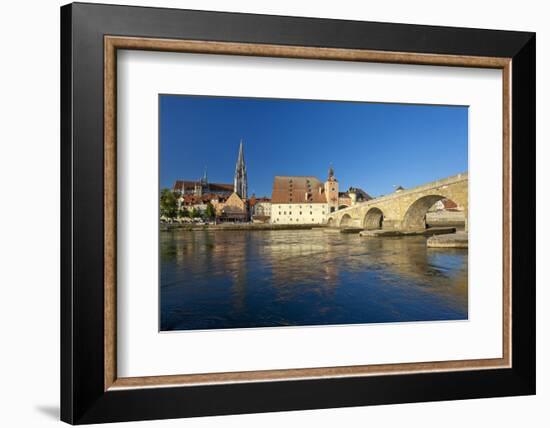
[{"left": 160, "top": 229, "right": 467, "bottom": 331}]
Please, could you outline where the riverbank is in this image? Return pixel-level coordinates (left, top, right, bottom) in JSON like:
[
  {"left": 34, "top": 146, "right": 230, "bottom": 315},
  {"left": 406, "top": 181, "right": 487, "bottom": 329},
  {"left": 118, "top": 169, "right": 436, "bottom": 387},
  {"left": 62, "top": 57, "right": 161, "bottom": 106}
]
[
  {"left": 427, "top": 231, "right": 469, "bottom": 248},
  {"left": 358, "top": 227, "right": 457, "bottom": 237},
  {"left": 160, "top": 222, "right": 325, "bottom": 232}
]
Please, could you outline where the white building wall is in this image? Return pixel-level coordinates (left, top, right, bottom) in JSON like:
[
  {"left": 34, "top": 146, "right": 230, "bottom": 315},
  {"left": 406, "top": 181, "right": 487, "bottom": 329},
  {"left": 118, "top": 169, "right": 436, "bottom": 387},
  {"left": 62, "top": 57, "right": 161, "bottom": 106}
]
[
  {"left": 271, "top": 203, "right": 328, "bottom": 225},
  {"left": 254, "top": 202, "right": 272, "bottom": 217}
]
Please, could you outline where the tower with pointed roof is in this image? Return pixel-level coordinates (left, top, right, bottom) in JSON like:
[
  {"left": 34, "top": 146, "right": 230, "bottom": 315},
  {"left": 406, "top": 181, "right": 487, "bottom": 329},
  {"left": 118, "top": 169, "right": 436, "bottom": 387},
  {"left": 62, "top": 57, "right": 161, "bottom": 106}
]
[
  {"left": 234, "top": 140, "right": 248, "bottom": 199},
  {"left": 324, "top": 164, "right": 339, "bottom": 213}
]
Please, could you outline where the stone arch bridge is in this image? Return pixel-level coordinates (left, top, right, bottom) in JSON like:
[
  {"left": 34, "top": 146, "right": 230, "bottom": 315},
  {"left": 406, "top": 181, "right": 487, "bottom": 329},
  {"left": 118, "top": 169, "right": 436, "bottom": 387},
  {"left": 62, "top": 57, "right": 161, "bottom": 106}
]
[{"left": 327, "top": 173, "right": 468, "bottom": 231}]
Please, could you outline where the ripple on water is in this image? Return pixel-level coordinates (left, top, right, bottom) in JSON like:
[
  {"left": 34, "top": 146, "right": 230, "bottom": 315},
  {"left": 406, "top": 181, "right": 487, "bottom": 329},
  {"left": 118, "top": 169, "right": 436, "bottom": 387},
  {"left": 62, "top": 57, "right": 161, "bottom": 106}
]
[{"left": 160, "top": 229, "right": 468, "bottom": 331}]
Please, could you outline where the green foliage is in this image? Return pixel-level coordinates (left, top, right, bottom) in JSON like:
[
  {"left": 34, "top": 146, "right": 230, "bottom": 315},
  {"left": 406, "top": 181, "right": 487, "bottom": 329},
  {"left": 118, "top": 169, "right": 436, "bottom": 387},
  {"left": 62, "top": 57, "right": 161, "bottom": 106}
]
[
  {"left": 205, "top": 202, "right": 216, "bottom": 219},
  {"left": 178, "top": 207, "right": 190, "bottom": 218},
  {"left": 190, "top": 208, "right": 200, "bottom": 219},
  {"left": 160, "top": 188, "right": 178, "bottom": 219}
]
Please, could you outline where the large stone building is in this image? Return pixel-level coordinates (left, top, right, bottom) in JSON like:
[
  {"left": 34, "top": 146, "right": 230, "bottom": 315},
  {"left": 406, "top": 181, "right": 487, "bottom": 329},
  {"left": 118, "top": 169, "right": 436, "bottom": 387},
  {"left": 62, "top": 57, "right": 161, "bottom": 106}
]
[
  {"left": 271, "top": 175, "right": 328, "bottom": 224},
  {"left": 173, "top": 169, "right": 234, "bottom": 197},
  {"left": 270, "top": 168, "right": 334, "bottom": 225}
]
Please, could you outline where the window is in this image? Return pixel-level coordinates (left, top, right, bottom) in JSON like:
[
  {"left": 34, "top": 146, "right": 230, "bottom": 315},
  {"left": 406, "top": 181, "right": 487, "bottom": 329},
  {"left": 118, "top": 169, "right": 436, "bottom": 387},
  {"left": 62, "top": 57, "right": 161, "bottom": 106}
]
[
  {"left": 300, "top": 212, "right": 302, "bottom": 215},
  {"left": 310, "top": 211, "right": 312, "bottom": 215}
]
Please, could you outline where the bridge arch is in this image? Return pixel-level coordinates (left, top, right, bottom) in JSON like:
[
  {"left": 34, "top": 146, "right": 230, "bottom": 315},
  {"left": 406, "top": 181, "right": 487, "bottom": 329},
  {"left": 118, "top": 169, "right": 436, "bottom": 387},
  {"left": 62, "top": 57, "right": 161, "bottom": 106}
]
[
  {"left": 339, "top": 214, "right": 353, "bottom": 227},
  {"left": 401, "top": 195, "right": 448, "bottom": 230},
  {"left": 363, "top": 207, "right": 384, "bottom": 230},
  {"left": 338, "top": 204, "right": 349, "bottom": 210},
  {"left": 327, "top": 217, "right": 335, "bottom": 227}
]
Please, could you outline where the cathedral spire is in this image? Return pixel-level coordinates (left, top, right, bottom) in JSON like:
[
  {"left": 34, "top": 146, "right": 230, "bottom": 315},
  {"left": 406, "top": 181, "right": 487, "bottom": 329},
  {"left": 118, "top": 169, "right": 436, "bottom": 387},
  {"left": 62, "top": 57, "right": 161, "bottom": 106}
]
[{"left": 234, "top": 139, "right": 248, "bottom": 199}]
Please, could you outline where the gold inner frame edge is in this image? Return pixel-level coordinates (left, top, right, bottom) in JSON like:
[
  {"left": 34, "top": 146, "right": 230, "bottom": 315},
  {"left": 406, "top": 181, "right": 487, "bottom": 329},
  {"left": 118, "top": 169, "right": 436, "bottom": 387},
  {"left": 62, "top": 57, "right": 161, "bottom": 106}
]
[{"left": 104, "top": 36, "right": 512, "bottom": 391}]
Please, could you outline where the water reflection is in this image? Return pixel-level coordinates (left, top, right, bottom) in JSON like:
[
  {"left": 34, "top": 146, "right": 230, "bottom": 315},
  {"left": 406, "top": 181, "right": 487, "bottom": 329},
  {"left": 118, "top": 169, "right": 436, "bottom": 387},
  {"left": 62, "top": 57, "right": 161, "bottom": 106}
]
[{"left": 160, "top": 229, "right": 467, "bottom": 331}]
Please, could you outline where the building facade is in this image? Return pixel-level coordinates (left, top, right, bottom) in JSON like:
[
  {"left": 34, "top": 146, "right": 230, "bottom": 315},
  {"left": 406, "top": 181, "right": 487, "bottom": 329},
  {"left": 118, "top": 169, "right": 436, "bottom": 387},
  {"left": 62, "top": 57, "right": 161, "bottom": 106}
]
[
  {"left": 249, "top": 196, "right": 272, "bottom": 223},
  {"left": 338, "top": 187, "right": 372, "bottom": 208},
  {"left": 253, "top": 201, "right": 272, "bottom": 217},
  {"left": 270, "top": 176, "right": 329, "bottom": 224},
  {"left": 271, "top": 201, "right": 328, "bottom": 224},
  {"left": 219, "top": 192, "right": 248, "bottom": 222}
]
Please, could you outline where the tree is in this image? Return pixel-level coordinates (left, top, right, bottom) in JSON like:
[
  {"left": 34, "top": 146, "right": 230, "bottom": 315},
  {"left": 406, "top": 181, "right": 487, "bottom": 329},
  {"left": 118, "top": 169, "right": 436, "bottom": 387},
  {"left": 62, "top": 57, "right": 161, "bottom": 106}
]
[
  {"left": 160, "top": 188, "right": 178, "bottom": 219},
  {"left": 205, "top": 202, "right": 216, "bottom": 220},
  {"left": 178, "top": 207, "right": 190, "bottom": 218}
]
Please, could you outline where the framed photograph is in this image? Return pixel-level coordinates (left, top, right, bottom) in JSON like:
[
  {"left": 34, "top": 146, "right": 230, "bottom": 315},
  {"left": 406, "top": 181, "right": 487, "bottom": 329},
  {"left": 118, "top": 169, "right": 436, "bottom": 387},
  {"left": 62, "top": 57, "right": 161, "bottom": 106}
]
[{"left": 60, "top": 2, "right": 535, "bottom": 424}]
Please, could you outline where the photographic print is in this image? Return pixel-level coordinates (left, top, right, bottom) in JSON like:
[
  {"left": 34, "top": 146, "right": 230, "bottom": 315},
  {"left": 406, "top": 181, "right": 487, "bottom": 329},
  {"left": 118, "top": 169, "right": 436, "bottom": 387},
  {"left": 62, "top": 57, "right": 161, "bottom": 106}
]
[{"left": 159, "top": 95, "right": 468, "bottom": 332}]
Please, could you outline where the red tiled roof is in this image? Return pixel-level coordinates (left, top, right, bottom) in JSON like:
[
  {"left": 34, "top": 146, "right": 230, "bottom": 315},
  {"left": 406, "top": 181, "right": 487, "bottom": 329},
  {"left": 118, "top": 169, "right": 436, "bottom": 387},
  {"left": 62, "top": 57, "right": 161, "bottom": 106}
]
[
  {"left": 209, "top": 183, "right": 233, "bottom": 192},
  {"left": 248, "top": 196, "right": 271, "bottom": 208},
  {"left": 271, "top": 176, "right": 327, "bottom": 204},
  {"left": 173, "top": 180, "right": 233, "bottom": 193},
  {"left": 442, "top": 198, "right": 458, "bottom": 209}
]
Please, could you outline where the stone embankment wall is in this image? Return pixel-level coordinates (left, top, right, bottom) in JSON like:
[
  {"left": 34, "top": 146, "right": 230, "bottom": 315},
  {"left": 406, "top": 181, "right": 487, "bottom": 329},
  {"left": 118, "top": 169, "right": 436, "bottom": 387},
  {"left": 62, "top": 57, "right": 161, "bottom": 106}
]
[{"left": 426, "top": 211, "right": 465, "bottom": 227}]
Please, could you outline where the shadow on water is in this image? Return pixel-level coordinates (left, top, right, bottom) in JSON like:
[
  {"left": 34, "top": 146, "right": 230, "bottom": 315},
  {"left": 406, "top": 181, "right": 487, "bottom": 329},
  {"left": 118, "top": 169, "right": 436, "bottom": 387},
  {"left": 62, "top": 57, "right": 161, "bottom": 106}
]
[{"left": 160, "top": 229, "right": 468, "bottom": 331}]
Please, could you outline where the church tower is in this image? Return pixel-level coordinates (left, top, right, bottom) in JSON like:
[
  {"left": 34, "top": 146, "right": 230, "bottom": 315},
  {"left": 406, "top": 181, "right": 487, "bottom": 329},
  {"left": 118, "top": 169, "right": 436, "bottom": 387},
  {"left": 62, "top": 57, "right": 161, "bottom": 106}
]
[
  {"left": 200, "top": 166, "right": 209, "bottom": 194},
  {"left": 234, "top": 140, "right": 248, "bottom": 199},
  {"left": 324, "top": 164, "right": 339, "bottom": 213}
]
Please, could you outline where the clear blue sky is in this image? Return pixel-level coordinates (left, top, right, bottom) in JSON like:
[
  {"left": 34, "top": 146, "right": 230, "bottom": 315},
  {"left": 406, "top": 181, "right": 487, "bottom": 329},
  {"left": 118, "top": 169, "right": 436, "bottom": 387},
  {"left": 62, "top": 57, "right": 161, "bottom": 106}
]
[{"left": 160, "top": 95, "right": 467, "bottom": 197}]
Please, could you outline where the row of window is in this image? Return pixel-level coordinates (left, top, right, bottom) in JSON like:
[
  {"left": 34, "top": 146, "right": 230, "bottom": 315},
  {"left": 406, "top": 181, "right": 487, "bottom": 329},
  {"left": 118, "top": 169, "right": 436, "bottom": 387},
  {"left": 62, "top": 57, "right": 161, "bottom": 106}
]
[
  {"left": 277, "top": 211, "right": 325, "bottom": 216},
  {"left": 274, "top": 218, "right": 317, "bottom": 222},
  {"left": 279, "top": 205, "right": 319, "bottom": 209}
]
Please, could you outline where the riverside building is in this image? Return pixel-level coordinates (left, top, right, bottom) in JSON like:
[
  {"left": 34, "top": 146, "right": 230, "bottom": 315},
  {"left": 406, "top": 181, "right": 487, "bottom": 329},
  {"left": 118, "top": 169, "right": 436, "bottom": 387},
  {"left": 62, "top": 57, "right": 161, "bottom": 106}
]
[
  {"left": 270, "top": 168, "right": 336, "bottom": 225},
  {"left": 270, "top": 166, "right": 371, "bottom": 225}
]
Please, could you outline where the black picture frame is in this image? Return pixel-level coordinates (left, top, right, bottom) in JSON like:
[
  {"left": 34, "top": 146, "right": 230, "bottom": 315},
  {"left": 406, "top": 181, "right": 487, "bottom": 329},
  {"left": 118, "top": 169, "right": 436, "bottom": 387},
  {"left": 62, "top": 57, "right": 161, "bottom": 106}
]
[{"left": 61, "top": 2, "right": 535, "bottom": 424}]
